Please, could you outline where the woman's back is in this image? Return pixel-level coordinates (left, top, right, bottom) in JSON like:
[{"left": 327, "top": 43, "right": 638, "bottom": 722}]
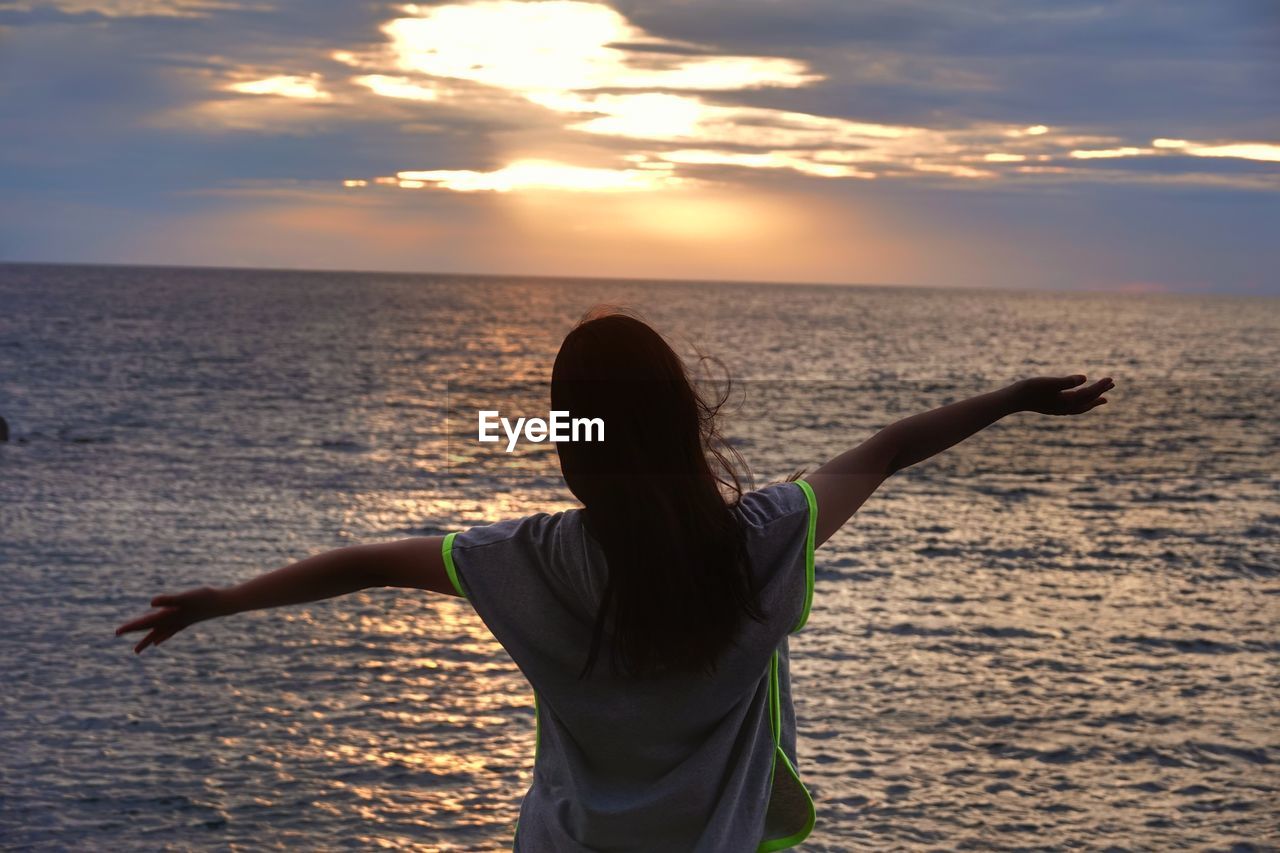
[{"left": 443, "top": 480, "right": 819, "bottom": 851}]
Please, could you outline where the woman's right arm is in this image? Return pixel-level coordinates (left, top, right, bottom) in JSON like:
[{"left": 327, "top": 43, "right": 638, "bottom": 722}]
[
  {"left": 115, "top": 537, "right": 458, "bottom": 654},
  {"left": 803, "top": 375, "right": 1114, "bottom": 547}
]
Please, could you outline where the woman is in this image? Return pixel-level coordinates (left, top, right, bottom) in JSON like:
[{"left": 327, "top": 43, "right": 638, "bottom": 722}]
[{"left": 116, "top": 310, "right": 1114, "bottom": 851}]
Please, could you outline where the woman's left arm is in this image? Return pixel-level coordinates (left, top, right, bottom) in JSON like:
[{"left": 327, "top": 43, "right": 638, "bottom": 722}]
[{"left": 115, "top": 537, "right": 456, "bottom": 654}]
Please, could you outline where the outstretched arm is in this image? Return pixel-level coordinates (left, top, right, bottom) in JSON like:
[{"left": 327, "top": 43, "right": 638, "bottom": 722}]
[
  {"left": 804, "top": 375, "right": 1114, "bottom": 547},
  {"left": 115, "top": 536, "right": 456, "bottom": 654}
]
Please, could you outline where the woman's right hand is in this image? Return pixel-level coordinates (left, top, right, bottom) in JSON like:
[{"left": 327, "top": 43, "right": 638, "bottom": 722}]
[
  {"left": 1010, "top": 375, "right": 1114, "bottom": 416},
  {"left": 115, "top": 586, "right": 228, "bottom": 654}
]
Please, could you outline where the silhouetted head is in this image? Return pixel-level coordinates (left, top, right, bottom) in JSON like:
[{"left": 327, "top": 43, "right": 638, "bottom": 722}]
[
  {"left": 552, "top": 311, "right": 717, "bottom": 497},
  {"left": 551, "top": 308, "right": 765, "bottom": 679}
]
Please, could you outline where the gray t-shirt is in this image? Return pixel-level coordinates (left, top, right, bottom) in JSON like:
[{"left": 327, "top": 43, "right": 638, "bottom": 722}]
[{"left": 441, "top": 479, "right": 818, "bottom": 851}]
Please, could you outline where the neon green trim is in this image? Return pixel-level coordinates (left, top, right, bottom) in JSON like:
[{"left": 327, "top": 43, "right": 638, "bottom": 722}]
[
  {"left": 792, "top": 480, "right": 817, "bottom": 632},
  {"left": 757, "top": 650, "right": 817, "bottom": 852},
  {"left": 757, "top": 746, "right": 817, "bottom": 851},
  {"left": 441, "top": 532, "right": 465, "bottom": 598}
]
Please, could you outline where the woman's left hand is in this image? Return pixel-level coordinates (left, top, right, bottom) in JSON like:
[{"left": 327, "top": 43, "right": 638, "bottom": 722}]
[{"left": 115, "top": 586, "right": 227, "bottom": 654}]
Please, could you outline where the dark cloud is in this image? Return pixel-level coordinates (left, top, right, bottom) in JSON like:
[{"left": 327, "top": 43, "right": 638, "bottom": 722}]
[
  {"left": 615, "top": 0, "right": 1280, "bottom": 129},
  {"left": 0, "top": 3, "right": 516, "bottom": 198}
]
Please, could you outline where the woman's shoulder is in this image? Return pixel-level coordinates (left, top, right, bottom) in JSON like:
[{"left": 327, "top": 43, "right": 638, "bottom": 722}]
[
  {"left": 452, "top": 506, "right": 581, "bottom": 552},
  {"left": 733, "top": 480, "right": 809, "bottom": 532}
]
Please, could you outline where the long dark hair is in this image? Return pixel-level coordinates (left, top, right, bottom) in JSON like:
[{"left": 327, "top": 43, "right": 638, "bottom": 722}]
[{"left": 551, "top": 308, "right": 767, "bottom": 680}]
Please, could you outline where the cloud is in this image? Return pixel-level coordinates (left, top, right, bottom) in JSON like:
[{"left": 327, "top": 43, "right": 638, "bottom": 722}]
[
  {"left": 393, "top": 159, "right": 685, "bottom": 192},
  {"left": 309, "top": 2, "right": 1280, "bottom": 193},
  {"left": 645, "top": 149, "right": 875, "bottom": 180},
  {"left": 1153, "top": 138, "right": 1280, "bottom": 162},
  {"left": 1, "top": 0, "right": 1276, "bottom": 292},
  {"left": 36, "top": 0, "right": 1262, "bottom": 195},
  {"left": 1069, "top": 147, "right": 1149, "bottom": 159},
  {"left": 372, "top": 1, "right": 820, "bottom": 93},
  {"left": 352, "top": 75, "right": 440, "bottom": 102},
  {"left": 2, "top": 0, "right": 264, "bottom": 18},
  {"left": 227, "top": 74, "right": 332, "bottom": 100}
]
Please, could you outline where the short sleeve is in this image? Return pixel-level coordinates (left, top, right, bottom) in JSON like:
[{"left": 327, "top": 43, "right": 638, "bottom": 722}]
[
  {"left": 735, "top": 480, "right": 818, "bottom": 634},
  {"left": 440, "top": 512, "right": 562, "bottom": 597},
  {"left": 437, "top": 512, "right": 572, "bottom": 672}
]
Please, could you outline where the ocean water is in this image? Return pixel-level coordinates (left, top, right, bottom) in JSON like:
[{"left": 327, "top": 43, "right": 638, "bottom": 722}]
[{"left": 0, "top": 262, "right": 1276, "bottom": 851}]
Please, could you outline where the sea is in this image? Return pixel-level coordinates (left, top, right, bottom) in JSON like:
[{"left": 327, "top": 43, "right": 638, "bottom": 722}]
[{"left": 1, "top": 262, "right": 1276, "bottom": 851}]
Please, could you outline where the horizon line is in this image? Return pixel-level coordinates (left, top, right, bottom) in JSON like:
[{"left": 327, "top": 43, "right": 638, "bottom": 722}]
[{"left": 0, "top": 257, "right": 1260, "bottom": 300}]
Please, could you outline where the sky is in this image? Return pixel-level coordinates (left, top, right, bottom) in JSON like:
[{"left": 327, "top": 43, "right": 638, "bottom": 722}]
[{"left": 1, "top": 0, "right": 1277, "bottom": 293}]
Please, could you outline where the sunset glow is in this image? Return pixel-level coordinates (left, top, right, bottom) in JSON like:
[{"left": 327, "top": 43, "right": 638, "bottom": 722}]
[
  {"left": 199, "top": 3, "right": 1280, "bottom": 198},
  {"left": 227, "top": 75, "right": 331, "bottom": 100},
  {"left": 5, "top": 0, "right": 1276, "bottom": 292},
  {"left": 379, "top": 1, "right": 819, "bottom": 94},
  {"left": 1152, "top": 138, "right": 1280, "bottom": 162},
  {"left": 1069, "top": 147, "right": 1149, "bottom": 159},
  {"left": 393, "top": 160, "right": 680, "bottom": 192},
  {"left": 353, "top": 75, "right": 440, "bottom": 102}
]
